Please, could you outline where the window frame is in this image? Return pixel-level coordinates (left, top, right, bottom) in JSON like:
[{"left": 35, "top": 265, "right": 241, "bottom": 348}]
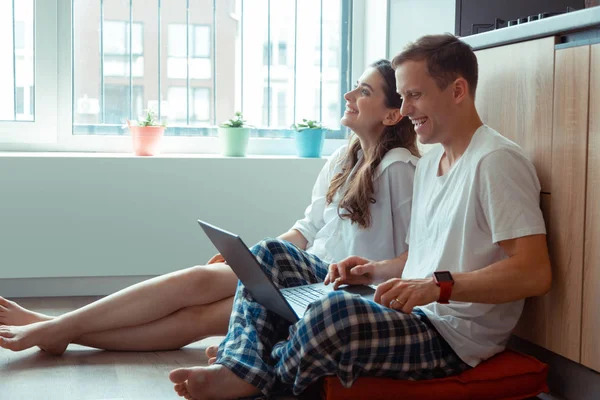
[
  {"left": 0, "top": 0, "right": 363, "bottom": 155},
  {"left": 0, "top": 0, "right": 57, "bottom": 145}
]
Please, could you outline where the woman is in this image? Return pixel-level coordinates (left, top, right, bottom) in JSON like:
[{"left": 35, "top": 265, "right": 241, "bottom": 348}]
[{"left": 0, "top": 60, "right": 419, "bottom": 362}]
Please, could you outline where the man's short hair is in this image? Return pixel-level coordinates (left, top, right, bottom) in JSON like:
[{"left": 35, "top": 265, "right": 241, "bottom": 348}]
[{"left": 392, "top": 34, "right": 478, "bottom": 97}]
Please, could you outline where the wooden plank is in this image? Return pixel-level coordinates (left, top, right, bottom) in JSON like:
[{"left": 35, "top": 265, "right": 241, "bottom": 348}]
[
  {"left": 582, "top": 43, "right": 600, "bottom": 372},
  {"left": 514, "top": 194, "right": 551, "bottom": 346},
  {"left": 475, "top": 37, "right": 555, "bottom": 192},
  {"left": 546, "top": 45, "right": 590, "bottom": 362},
  {"left": 0, "top": 297, "right": 223, "bottom": 400}
]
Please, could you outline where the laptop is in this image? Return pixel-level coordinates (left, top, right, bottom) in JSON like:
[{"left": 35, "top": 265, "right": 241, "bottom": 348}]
[{"left": 198, "top": 220, "right": 376, "bottom": 323}]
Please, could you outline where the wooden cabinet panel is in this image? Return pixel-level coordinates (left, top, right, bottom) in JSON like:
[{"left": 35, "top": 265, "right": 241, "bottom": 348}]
[
  {"left": 514, "top": 194, "right": 552, "bottom": 345},
  {"left": 582, "top": 43, "right": 600, "bottom": 372},
  {"left": 474, "top": 37, "right": 555, "bottom": 192},
  {"left": 546, "top": 45, "right": 590, "bottom": 362}
]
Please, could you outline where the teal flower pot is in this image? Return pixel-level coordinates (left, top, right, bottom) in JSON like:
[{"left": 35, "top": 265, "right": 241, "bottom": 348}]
[
  {"left": 218, "top": 127, "right": 251, "bottom": 157},
  {"left": 295, "top": 128, "right": 325, "bottom": 158}
]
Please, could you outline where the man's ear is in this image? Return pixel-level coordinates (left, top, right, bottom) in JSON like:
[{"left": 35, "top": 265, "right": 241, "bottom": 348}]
[
  {"left": 453, "top": 78, "right": 469, "bottom": 104},
  {"left": 383, "top": 109, "right": 403, "bottom": 126}
]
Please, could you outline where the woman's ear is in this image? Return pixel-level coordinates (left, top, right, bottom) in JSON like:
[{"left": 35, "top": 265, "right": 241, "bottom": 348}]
[{"left": 383, "top": 109, "right": 403, "bottom": 126}]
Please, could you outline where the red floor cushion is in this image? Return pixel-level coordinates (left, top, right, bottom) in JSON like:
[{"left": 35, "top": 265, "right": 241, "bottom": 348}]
[{"left": 321, "top": 349, "right": 549, "bottom": 400}]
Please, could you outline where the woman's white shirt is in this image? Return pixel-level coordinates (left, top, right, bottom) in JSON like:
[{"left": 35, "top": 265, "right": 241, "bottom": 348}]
[{"left": 291, "top": 145, "right": 418, "bottom": 263}]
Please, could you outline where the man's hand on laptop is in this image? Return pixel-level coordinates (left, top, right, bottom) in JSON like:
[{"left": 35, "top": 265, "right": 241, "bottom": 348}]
[
  {"left": 207, "top": 253, "right": 226, "bottom": 265},
  {"left": 324, "top": 256, "right": 401, "bottom": 290}
]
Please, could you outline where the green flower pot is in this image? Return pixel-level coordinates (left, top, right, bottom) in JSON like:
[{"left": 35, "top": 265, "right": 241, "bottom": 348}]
[{"left": 218, "top": 127, "right": 251, "bottom": 157}]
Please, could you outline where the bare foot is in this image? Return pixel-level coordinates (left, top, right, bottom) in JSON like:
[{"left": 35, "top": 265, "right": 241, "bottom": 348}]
[
  {"left": 0, "top": 320, "right": 70, "bottom": 355},
  {"left": 0, "top": 296, "right": 52, "bottom": 326},
  {"left": 169, "top": 364, "right": 260, "bottom": 400},
  {"left": 208, "top": 357, "right": 216, "bottom": 365}
]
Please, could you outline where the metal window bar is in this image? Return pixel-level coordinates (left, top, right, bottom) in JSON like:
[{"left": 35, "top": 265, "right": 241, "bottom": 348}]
[
  {"left": 129, "top": 0, "right": 133, "bottom": 120},
  {"left": 186, "top": 0, "right": 190, "bottom": 125},
  {"left": 319, "top": 0, "right": 323, "bottom": 122},
  {"left": 12, "top": 0, "right": 16, "bottom": 119},
  {"left": 292, "top": 0, "right": 297, "bottom": 125},
  {"left": 267, "top": 0, "right": 271, "bottom": 127},
  {"left": 71, "top": 0, "right": 75, "bottom": 127},
  {"left": 240, "top": 0, "right": 244, "bottom": 115},
  {"left": 340, "top": 0, "right": 351, "bottom": 136},
  {"left": 100, "top": 0, "right": 105, "bottom": 123},
  {"left": 157, "top": 0, "right": 162, "bottom": 119},
  {"left": 32, "top": 0, "right": 36, "bottom": 121},
  {"left": 212, "top": 0, "right": 217, "bottom": 126}
]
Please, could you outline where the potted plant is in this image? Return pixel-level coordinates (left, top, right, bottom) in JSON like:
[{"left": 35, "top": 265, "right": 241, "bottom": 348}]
[
  {"left": 127, "top": 109, "right": 166, "bottom": 156},
  {"left": 292, "top": 119, "right": 326, "bottom": 158},
  {"left": 218, "top": 111, "right": 252, "bottom": 157}
]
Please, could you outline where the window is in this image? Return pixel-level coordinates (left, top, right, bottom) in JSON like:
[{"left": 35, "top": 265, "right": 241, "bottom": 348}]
[
  {"left": 1, "top": 0, "right": 354, "bottom": 153},
  {"left": 278, "top": 43, "right": 287, "bottom": 66},
  {"left": 0, "top": 0, "right": 34, "bottom": 122},
  {"left": 103, "top": 21, "right": 144, "bottom": 78},
  {"left": 15, "top": 87, "right": 24, "bottom": 114},
  {"left": 168, "top": 24, "right": 211, "bottom": 80},
  {"left": 263, "top": 41, "right": 287, "bottom": 66},
  {"left": 15, "top": 22, "right": 25, "bottom": 50},
  {"left": 104, "top": 85, "right": 144, "bottom": 126},
  {"left": 167, "top": 86, "right": 210, "bottom": 126}
]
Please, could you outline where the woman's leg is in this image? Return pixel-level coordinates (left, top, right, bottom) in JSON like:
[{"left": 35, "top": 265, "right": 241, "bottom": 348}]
[
  {"left": 73, "top": 296, "right": 233, "bottom": 351},
  {"left": 0, "top": 263, "right": 237, "bottom": 354},
  {"left": 271, "top": 292, "right": 470, "bottom": 395},
  {"left": 169, "top": 238, "right": 329, "bottom": 399}
]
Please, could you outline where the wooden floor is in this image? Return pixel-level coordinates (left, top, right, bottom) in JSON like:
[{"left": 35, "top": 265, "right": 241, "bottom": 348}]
[
  {"left": 1, "top": 297, "right": 559, "bottom": 400},
  {"left": 0, "top": 297, "right": 225, "bottom": 400}
]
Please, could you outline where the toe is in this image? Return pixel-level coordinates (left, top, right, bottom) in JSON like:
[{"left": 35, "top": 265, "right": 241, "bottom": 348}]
[
  {"left": 208, "top": 357, "right": 216, "bottom": 365},
  {"left": 169, "top": 368, "right": 192, "bottom": 384},
  {"left": 174, "top": 383, "right": 187, "bottom": 397},
  {"left": 0, "top": 297, "right": 10, "bottom": 306},
  {"left": 205, "top": 345, "right": 218, "bottom": 358},
  {"left": 0, "top": 328, "right": 15, "bottom": 338},
  {"left": 0, "top": 337, "right": 18, "bottom": 350}
]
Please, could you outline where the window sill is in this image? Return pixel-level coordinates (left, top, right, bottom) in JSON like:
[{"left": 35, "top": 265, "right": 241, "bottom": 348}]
[
  {"left": 0, "top": 136, "right": 347, "bottom": 157},
  {"left": 0, "top": 151, "right": 332, "bottom": 160}
]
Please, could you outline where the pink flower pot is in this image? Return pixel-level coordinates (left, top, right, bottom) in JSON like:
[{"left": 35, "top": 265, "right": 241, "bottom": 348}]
[{"left": 128, "top": 122, "right": 165, "bottom": 156}]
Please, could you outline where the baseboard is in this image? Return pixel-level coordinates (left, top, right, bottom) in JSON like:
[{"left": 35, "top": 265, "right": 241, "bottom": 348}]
[
  {"left": 509, "top": 335, "right": 600, "bottom": 400},
  {"left": 0, "top": 276, "right": 157, "bottom": 297}
]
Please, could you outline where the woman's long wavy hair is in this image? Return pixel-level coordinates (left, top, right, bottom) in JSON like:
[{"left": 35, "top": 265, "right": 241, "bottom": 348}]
[{"left": 326, "top": 59, "right": 419, "bottom": 229}]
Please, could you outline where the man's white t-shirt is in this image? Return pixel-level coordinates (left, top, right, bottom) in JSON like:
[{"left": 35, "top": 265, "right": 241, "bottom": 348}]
[
  {"left": 402, "top": 125, "right": 547, "bottom": 367},
  {"left": 293, "top": 145, "right": 419, "bottom": 263}
]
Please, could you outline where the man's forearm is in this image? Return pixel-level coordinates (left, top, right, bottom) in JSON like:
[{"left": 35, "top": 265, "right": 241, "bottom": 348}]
[{"left": 450, "top": 255, "right": 551, "bottom": 304}]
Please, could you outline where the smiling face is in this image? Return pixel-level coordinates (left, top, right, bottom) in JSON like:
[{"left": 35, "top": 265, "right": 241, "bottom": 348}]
[
  {"left": 395, "top": 60, "right": 458, "bottom": 145},
  {"left": 341, "top": 67, "right": 398, "bottom": 142}
]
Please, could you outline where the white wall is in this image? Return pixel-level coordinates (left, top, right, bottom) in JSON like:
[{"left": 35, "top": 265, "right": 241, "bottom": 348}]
[
  {"left": 365, "top": 0, "right": 389, "bottom": 66},
  {"left": 387, "top": 0, "right": 456, "bottom": 57},
  {"left": 0, "top": 155, "right": 326, "bottom": 297}
]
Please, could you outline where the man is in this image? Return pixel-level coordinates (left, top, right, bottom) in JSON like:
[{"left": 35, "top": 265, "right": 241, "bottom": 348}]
[{"left": 168, "top": 34, "right": 552, "bottom": 399}]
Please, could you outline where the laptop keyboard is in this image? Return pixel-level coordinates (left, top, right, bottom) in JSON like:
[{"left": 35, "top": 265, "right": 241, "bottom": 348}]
[{"left": 282, "top": 286, "right": 329, "bottom": 308}]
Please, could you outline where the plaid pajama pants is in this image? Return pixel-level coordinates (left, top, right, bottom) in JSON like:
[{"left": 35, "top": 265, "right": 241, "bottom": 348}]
[{"left": 215, "top": 238, "right": 469, "bottom": 396}]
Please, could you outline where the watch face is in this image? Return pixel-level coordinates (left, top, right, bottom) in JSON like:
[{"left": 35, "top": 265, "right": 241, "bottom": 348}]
[{"left": 435, "top": 271, "right": 453, "bottom": 282}]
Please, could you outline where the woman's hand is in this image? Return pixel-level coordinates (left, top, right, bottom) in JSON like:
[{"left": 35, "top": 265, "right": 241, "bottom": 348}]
[
  {"left": 374, "top": 277, "right": 440, "bottom": 313},
  {"left": 324, "top": 255, "right": 406, "bottom": 289},
  {"left": 207, "top": 253, "right": 226, "bottom": 265},
  {"left": 324, "top": 256, "right": 377, "bottom": 289}
]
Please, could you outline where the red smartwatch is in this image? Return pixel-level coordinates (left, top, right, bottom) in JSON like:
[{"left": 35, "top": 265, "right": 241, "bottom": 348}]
[{"left": 433, "top": 271, "right": 454, "bottom": 304}]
